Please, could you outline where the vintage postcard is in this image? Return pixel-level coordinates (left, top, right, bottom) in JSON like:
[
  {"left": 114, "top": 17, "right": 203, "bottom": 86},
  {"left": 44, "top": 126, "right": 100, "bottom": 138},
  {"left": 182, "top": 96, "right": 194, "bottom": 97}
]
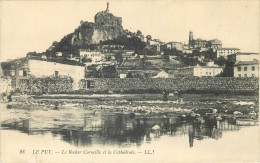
[{"left": 0, "top": 0, "right": 259, "bottom": 163}]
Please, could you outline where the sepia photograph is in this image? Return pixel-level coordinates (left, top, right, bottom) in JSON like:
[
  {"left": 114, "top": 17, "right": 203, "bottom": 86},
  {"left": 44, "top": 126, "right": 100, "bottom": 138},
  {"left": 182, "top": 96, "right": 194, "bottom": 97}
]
[{"left": 0, "top": 0, "right": 259, "bottom": 162}]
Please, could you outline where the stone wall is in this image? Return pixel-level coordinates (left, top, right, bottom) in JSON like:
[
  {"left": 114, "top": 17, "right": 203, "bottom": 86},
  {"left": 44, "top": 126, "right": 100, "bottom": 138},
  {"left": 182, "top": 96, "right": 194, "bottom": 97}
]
[
  {"left": 13, "top": 77, "right": 259, "bottom": 95},
  {"left": 0, "top": 77, "right": 13, "bottom": 94},
  {"left": 17, "top": 77, "right": 73, "bottom": 95},
  {"left": 79, "top": 77, "right": 259, "bottom": 93}
]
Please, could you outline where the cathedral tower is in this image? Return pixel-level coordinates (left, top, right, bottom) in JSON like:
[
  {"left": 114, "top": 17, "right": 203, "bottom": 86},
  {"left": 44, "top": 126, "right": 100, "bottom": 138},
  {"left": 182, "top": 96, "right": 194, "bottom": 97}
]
[{"left": 189, "top": 31, "right": 193, "bottom": 47}]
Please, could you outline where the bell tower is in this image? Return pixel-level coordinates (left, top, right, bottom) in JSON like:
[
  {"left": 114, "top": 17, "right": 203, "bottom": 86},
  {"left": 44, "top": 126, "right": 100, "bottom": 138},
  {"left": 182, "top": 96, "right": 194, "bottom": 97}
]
[{"left": 189, "top": 30, "right": 193, "bottom": 47}]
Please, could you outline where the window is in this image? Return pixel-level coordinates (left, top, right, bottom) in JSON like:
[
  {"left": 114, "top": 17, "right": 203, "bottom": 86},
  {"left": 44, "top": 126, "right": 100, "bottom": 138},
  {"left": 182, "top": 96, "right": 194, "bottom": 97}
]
[
  {"left": 10, "top": 70, "right": 16, "bottom": 76},
  {"left": 252, "top": 66, "right": 255, "bottom": 71},
  {"left": 19, "top": 70, "right": 24, "bottom": 76},
  {"left": 11, "top": 80, "right": 16, "bottom": 87},
  {"left": 55, "top": 71, "right": 59, "bottom": 77},
  {"left": 238, "top": 74, "right": 241, "bottom": 77},
  {"left": 244, "top": 74, "right": 247, "bottom": 77},
  {"left": 237, "top": 67, "right": 241, "bottom": 71},
  {"left": 252, "top": 74, "right": 255, "bottom": 77},
  {"left": 23, "top": 71, "right": 27, "bottom": 76},
  {"left": 244, "top": 67, "right": 247, "bottom": 71},
  {"left": 20, "top": 79, "right": 28, "bottom": 84}
]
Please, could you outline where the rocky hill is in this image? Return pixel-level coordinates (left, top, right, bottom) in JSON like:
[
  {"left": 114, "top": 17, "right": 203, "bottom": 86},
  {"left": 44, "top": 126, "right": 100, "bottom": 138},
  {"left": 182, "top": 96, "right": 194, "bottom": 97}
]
[{"left": 46, "top": 2, "right": 127, "bottom": 55}]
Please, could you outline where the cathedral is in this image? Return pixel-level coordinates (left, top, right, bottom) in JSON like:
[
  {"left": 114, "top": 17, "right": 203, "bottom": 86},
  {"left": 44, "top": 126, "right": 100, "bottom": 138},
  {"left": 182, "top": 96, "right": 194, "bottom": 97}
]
[{"left": 188, "top": 31, "right": 222, "bottom": 50}]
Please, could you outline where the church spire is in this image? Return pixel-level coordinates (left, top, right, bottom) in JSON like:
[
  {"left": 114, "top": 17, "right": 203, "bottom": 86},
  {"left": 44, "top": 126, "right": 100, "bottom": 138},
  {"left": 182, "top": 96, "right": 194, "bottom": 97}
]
[{"left": 106, "top": 2, "right": 110, "bottom": 13}]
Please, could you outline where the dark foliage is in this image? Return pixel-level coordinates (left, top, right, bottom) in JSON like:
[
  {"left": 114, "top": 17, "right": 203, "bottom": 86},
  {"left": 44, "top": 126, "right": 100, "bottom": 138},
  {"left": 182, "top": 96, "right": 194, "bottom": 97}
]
[
  {"left": 214, "top": 56, "right": 226, "bottom": 66},
  {"left": 180, "top": 56, "right": 200, "bottom": 66},
  {"left": 217, "top": 60, "right": 235, "bottom": 77},
  {"left": 101, "top": 36, "right": 146, "bottom": 51},
  {"left": 101, "top": 65, "right": 118, "bottom": 78},
  {"left": 115, "top": 52, "right": 123, "bottom": 63},
  {"left": 164, "top": 48, "right": 181, "bottom": 56}
]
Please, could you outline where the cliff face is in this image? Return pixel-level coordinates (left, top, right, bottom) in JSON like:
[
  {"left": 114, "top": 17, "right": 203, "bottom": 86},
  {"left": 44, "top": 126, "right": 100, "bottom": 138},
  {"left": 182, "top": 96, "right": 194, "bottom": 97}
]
[
  {"left": 72, "top": 21, "right": 126, "bottom": 45},
  {"left": 92, "top": 25, "right": 125, "bottom": 44},
  {"left": 45, "top": 3, "right": 129, "bottom": 56},
  {"left": 68, "top": 5, "right": 126, "bottom": 46}
]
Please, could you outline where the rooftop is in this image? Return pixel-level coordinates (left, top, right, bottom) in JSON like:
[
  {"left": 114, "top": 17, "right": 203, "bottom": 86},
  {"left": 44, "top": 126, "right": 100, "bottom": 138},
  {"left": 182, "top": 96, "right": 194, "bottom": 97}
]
[
  {"left": 79, "top": 49, "right": 100, "bottom": 52},
  {"left": 235, "top": 52, "right": 259, "bottom": 55},
  {"left": 179, "top": 65, "right": 224, "bottom": 70},
  {"left": 218, "top": 48, "right": 240, "bottom": 50},
  {"left": 30, "top": 58, "right": 85, "bottom": 66},
  {"left": 234, "top": 59, "right": 259, "bottom": 66},
  {"left": 1, "top": 57, "right": 85, "bottom": 68}
]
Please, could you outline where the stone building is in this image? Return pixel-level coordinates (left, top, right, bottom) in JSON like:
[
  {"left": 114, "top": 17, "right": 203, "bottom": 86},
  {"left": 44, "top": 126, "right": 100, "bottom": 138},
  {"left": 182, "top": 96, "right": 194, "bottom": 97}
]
[
  {"left": 148, "top": 39, "right": 162, "bottom": 46},
  {"left": 233, "top": 60, "right": 259, "bottom": 77},
  {"left": 0, "top": 76, "right": 12, "bottom": 94},
  {"left": 164, "top": 42, "right": 184, "bottom": 51},
  {"left": 1, "top": 58, "right": 30, "bottom": 89},
  {"left": 188, "top": 31, "right": 222, "bottom": 50},
  {"left": 1, "top": 57, "right": 85, "bottom": 90},
  {"left": 79, "top": 49, "right": 103, "bottom": 63},
  {"left": 228, "top": 53, "right": 259, "bottom": 62},
  {"left": 216, "top": 48, "right": 240, "bottom": 59},
  {"left": 178, "top": 64, "right": 223, "bottom": 77},
  {"left": 208, "top": 39, "right": 222, "bottom": 51}
]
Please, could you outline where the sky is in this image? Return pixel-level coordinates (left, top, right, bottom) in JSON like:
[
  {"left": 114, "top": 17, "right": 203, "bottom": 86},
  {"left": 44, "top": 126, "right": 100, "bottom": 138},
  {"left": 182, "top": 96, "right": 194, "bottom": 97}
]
[{"left": 0, "top": 0, "right": 259, "bottom": 61}]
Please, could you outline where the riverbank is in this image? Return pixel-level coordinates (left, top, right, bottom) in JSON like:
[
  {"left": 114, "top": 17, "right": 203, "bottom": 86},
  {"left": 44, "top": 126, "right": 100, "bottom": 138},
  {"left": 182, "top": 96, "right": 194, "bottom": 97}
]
[{"left": 2, "top": 93, "right": 259, "bottom": 123}]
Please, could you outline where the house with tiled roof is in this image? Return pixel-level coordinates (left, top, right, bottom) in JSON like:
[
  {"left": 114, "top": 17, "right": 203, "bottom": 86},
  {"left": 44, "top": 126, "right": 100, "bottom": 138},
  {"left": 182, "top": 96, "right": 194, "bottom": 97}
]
[{"left": 233, "top": 59, "right": 259, "bottom": 77}]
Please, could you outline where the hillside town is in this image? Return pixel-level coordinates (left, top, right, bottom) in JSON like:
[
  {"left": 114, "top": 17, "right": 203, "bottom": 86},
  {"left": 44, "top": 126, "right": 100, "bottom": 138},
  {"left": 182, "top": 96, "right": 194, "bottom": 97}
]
[
  {"left": 0, "top": 3, "right": 259, "bottom": 117},
  {"left": 1, "top": 3, "right": 259, "bottom": 91},
  {"left": 0, "top": 2, "right": 259, "bottom": 163},
  {"left": 0, "top": 2, "right": 258, "bottom": 118}
]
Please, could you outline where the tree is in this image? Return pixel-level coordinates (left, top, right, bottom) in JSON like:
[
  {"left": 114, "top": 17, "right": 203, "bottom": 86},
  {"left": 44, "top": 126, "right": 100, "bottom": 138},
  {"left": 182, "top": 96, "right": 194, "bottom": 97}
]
[
  {"left": 192, "top": 50, "right": 201, "bottom": 56},
  {"left": 164, "top": 48, "right": 180, "bottom": 56},
  {"left": 126, "top": 72, "right": 133, "bottom": 78},
  {"left": 180, "top": 56, "right": 199, "bottom": 66},
  {"left": 136, "top": 30, "right": 142, "bottom": 36},
  {"left": 81, "top": 57, "right": 92, "bottom": 63},
  {"left": 214, "top": 56, "right": 226, "bottom": 66},
  {"left": 217, "top": 60, "right": 235, "bottom": 77},
  {"left": 101, "top": 66, "right": 118, "bottom": 78},
  {"left": 102, "top": 35, "right": 146, "bottom": 51},
  {"left": 162, "top": 54, "right": 170, "bottom": 62},
  {"left": 146, "top": 35, "right": 152, "bottom": 41},
  {"left": 115, "top": 52, "right": 123, "bottom": 64},
  {"left": 203, "top": 49, "right": 216, "bottom": 60},
  {"left": 26, "top": 52, "right": 38, "bottom": 58},
  {"left": 142, "top": 48, "right": 157, "bottom": 56}
]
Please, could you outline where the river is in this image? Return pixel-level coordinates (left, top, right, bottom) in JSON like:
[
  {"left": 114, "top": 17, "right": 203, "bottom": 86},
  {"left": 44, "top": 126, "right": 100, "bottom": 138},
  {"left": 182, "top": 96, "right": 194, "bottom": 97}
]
[{"left": 0, "top": 104, "right": 259, "bottom": 163}]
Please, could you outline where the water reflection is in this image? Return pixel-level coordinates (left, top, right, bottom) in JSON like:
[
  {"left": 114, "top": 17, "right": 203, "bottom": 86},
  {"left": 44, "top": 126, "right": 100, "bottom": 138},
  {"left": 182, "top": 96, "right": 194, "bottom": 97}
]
[{"left": 2, "top": 111, "right": 249, "bottom": 148}]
